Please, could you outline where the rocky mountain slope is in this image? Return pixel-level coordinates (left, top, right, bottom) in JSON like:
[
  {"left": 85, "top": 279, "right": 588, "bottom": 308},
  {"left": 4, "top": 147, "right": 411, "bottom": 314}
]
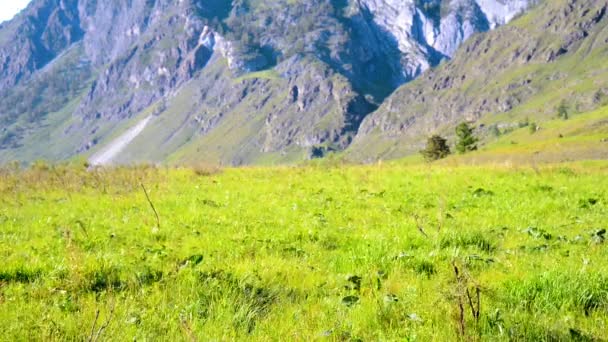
[
  {"left": 347, "top": 0, "right": 608, "bottom": 161},
  {"left": 0, "top": 0, "right": 547, "bottom": 165}
]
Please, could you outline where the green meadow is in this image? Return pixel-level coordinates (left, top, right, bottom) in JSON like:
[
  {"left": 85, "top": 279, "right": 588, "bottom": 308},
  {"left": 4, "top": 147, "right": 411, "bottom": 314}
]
[{"left": 1, "top": 160, "right": 607, "bottom": 340}]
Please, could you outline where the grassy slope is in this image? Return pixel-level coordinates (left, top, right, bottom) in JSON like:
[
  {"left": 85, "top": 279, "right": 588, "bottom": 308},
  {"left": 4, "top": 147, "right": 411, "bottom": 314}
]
[
  {"left": 430, "top": 104, "right": 608, "bottom": 166},
  {"left": 350, "top": 103, "right": 608, "bottom": 167},
  {"left": 84, "top": 96, "right": 608, "bottom": 168},
  {"left": 4, "top": 0, "right": 604, "bottom": 167},
  {"left": 347, "top": 0, "right": 608, "bottom": 161},
  {"left": 0, "top": 161, "right": 607, "bottom": 340},
  {"left": 0, "top": 96, "right": 83, "bottom": 162},
  {"left": 0, "top": 43, "right": 96, "bottom": 162}
]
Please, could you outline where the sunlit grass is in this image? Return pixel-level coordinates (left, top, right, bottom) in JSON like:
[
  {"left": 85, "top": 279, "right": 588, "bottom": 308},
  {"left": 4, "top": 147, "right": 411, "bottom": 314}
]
[{"left": 0, "top": 160, "right": 607, "bottom": 340}]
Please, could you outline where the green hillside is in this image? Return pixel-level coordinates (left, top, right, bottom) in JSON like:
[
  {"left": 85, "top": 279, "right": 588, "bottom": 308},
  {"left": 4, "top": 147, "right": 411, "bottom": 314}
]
[
  {"left": 417, "top": 104, "right": 608, "bottom": 166},
  {"left": 349, "top": 0, "right": 608, "bottom": 162}
]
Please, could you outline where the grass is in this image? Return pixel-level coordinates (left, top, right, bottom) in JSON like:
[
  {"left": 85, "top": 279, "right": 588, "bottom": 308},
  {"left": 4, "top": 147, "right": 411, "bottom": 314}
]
[
  {"left": 436, "top": 105, "right": 608, "bottom": 166},
  {"left": 351, "top": 105, "right": 608, "bottom": 167},
  {"left": 233, "top": 69, "right": 281, "bottom": 83},
  {"left": 0, "top": 160, "right": 607, "bottom": 340}
]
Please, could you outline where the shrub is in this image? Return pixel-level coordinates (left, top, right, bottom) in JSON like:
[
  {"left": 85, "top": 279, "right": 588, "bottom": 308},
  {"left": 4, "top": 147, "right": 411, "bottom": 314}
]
[
  {"left": 557, "top": 100, "right": 569, "bottom": 120},
  {"left": 420, "top": 135, "right": 451, "bottom": 161},
  {"left": 490, "top": 124, "right": 501, "bottom": 137}
]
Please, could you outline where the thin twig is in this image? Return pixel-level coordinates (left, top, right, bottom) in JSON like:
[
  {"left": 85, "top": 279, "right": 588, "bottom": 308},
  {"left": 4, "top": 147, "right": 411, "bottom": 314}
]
[
  {"left": 141, "top": 183, "right": 160, "bottom": 228},
  {"left": 466, "top": 288, "right": 478, "bottom": 323},
  {"left": 463, "top": 267, "right": 482, "bottom": 323},
  {"left": 457, "top": 293, "right": 466, "bottom": 338},
  {"left": 452, "top": 263, "right": 466, "bottom": 338},
  {"left": 180, "top": 318, "right": 197, "bottom": 342},
  {"left": 76, "top": 220, "right": 89, "bottom": 238},
  {"left": 93, "top": 302, "right": 115, "bottom": 342},
  {"left": 412, "top": 214, "right": 429, "bottom": 238},
  {"left": 475, "top": 287, "right": 481, "bottom": 322},
  {"left": 88, "top": 310, "right": 100, "bottom": 342}
]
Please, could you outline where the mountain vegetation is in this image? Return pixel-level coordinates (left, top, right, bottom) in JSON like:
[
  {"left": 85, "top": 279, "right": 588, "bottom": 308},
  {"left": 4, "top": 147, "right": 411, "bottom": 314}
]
[
  {"left": 455, "top": 122, "right": 478, "bottom": 154},
  {"left": 420, "top": 134, "right": 451, "bottom": 161},
  {"left": 1, "top": 1, "right": 608, "bottom": 339},
  {"left": 348, "top": 0, "right": 608, "bottom": 162},
  {"left": 0, "top": 0, "right": 550, "bottom": 166}
]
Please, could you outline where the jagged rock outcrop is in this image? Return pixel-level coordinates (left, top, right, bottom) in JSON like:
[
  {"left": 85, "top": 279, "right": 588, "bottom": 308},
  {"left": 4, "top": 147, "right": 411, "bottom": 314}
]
[
  {"left": 356, "top": 0, "right": 535, "bottom": 81},
  {"left": 0, "top": 0, "right": 83, "bottom": 91}
]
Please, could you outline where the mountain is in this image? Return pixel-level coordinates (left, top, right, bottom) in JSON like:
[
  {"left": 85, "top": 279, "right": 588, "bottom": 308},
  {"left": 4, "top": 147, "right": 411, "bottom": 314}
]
[
  {"left": 347, "top": 0, "right": 608, "bottom": 161},
  {"left": 0, "top": 0, "right": 575, "bottom": 166}
]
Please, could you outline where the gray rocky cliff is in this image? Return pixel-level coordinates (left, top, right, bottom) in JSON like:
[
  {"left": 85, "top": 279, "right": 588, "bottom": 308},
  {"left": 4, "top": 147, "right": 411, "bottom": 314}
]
[
  {"left": 356, "top": 0, "right": 534, "bottom": 81},
  {"left": 0, "top": 0, "right": 83, "bottom": 91},
  {"left": 0, "top": 0, "right": 536, "bottom": 164}
]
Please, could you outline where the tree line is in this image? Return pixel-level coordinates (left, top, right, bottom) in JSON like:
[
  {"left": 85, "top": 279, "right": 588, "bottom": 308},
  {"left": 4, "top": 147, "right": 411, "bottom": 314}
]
[
  {"left": 420, "top": 122, "right": 478, "bottom": 162},
  {"left": 421, "top": 100, "right": 575, "bottom": 161}
]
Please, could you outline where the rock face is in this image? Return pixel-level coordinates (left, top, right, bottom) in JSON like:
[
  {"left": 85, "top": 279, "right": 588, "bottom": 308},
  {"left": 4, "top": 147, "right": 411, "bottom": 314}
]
[
  {"left": 0, "top": 0, "right": 536, "bottom": 165},
  {"left": 356, "top": 0, "right": 534, "bottom": 81},
  {"left": 0, "top": 0, "right": 83, "bottom": 91}
]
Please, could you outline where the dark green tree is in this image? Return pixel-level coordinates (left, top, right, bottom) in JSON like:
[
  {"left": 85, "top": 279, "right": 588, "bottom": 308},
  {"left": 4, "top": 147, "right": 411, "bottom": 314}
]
[
  {"left": 490, "top": 124, "right": 501, "bottom": 137},
  {"left": 455, "top": 122, "right": 478, "bottom": 154},
  {"left": 421, "top": 135, "right": 451, "bottom": 161},
  {"left": 557, "top": 100, "right": 569, "bottom": 120}
]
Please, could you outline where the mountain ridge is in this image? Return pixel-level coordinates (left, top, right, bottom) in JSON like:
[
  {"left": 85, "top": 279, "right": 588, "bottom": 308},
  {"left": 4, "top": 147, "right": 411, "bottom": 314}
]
[{"left": 5, "top": 0, "right": 604, "bottom": 166}]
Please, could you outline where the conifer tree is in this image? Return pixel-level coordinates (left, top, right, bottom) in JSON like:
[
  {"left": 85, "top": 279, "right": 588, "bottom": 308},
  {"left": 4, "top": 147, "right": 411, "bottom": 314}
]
[{"left": 455, "top": 122, "right": 478, "bottom": 154}]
